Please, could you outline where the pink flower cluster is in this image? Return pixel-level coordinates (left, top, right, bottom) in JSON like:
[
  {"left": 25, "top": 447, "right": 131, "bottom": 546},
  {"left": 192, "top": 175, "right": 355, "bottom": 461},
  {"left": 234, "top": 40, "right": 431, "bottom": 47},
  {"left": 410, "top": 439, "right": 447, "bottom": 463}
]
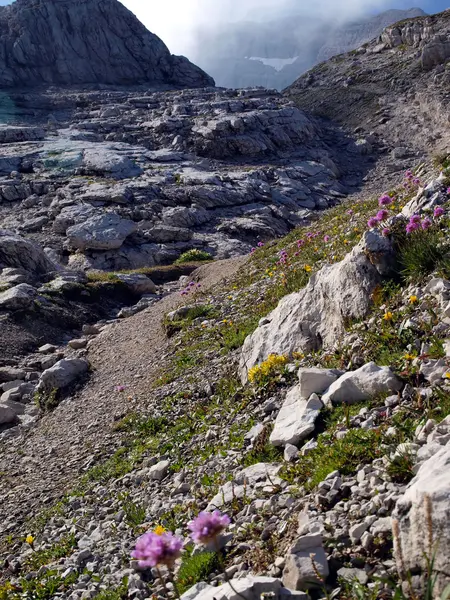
[
  {"left": 132, "top": 532, "right": 183, "bottom": 568},
  {"left": 404, "top": 170, "right": 421, "bottom": 189},
  {"left": 367, "top": 204, "right": 391, "bottom": 235},
  {"left": 180, "top": 281, "right": 201, "bottom": 296},
  {"left": 250, "top": 241, "right": 265, "bottom": 255},
  {"left": 132, "top": 510, "right": 230, "bottom": 569},
  {"left": 188, "top": 510, "right": 231, "bottom": 545},
  {"left": 405, "top": 207, "right": 444, "bottom": 233}
]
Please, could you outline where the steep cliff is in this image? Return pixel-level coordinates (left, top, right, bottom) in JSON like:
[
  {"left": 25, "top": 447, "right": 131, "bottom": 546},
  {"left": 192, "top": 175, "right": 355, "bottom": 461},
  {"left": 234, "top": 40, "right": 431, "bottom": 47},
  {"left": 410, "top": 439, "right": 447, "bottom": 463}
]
[{"left": 0, "top": 0, "right": 214, "bottom": 88}]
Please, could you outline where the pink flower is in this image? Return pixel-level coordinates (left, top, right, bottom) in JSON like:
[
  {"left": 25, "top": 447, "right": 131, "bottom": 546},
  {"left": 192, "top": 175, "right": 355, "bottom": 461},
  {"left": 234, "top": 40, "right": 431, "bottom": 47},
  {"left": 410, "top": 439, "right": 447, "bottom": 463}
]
[
  {"left": 132, "top": 532, "right": 183, "bottom": 568},
  {"left": 406, "top": 222, "right": 419, "bottom": 234},
  {"left": 446, "top": 187, "right": 450, "bottom": 195},
  {"left": 297, "top": 239, "right": 305, "bottom": 247},
  {"left": 421, "top": 218, "right": 432, "bottom": 230},
  {"left": 382, "top": 228, "right": 391, "bottom": 237},
  {"left": 188, "top": 511, "right": 231, "bottom": 545},
  {"left": 405, "top": 170, "right": 413, "bottom": 179},
  {"left": 347, "top": 209, "right": 354, "bottom": 215},
  {"left": 412, "top": 177, "right": 421, "bottom": 186},
  {"left": 367, "top": 217, "right": 379, "bottom": 228},
  {"left": 409, "top": 214, "right": 421, "bottom": 225},
  {"left": 115, "top": 385, "right": 126, "bottom": 392},
  {"left": 434, "top": 206, "right": 445, "bottom": 217},
  {"left": 323, "top": 235, "right": 331, "bottom": 242},
  {"left": 257, "top": 241, "right": 264, "bottom": 247},
  {"left": 376, "top": 209, "right": 389, "bottom": 221},
  {"left": 306, "top": 232, "right": 314, "bottom": 239},
  {"left": 379, "top": 195, "right": 392, "bottom": 207}
]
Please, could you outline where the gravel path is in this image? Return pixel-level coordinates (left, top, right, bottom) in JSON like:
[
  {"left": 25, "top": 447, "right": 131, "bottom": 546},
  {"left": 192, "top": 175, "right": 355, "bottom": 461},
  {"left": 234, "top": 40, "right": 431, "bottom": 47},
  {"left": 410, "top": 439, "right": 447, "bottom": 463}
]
[{"left": 0, "top": 256, "right": 247, "bottom": 540}]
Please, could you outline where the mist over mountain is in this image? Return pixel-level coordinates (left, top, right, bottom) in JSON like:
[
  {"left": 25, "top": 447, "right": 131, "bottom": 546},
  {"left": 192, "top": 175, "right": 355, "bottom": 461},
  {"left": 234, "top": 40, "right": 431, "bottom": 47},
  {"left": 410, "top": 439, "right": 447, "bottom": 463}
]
[{"left": 191, "top": 7, "right": 426, "bottom": 89}]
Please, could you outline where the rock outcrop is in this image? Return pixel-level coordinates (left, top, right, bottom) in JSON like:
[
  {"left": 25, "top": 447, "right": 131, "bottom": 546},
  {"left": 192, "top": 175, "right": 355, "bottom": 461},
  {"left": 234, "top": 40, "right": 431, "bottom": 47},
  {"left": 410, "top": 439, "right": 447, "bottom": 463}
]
[
  {"left": 0, "top": 0, "right": 213, "bottom": 88},
  {"left": 239, "top": 231, "right": 390, "bottom": 382}
]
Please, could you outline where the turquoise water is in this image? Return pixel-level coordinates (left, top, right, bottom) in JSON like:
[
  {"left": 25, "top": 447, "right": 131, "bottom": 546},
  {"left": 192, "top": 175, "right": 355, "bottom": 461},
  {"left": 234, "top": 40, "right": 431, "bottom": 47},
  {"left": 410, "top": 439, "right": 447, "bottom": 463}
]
[{"left": 0, "top": 92, "right": 17, "bottom": 124}]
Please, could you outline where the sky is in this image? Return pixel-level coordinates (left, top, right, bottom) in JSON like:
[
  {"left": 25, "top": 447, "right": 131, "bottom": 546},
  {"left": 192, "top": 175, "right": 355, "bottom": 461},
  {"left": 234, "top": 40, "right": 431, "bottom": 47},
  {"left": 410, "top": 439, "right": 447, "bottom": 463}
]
[{"left": 0, "top": 0, "right": 448, "bottom": 56}]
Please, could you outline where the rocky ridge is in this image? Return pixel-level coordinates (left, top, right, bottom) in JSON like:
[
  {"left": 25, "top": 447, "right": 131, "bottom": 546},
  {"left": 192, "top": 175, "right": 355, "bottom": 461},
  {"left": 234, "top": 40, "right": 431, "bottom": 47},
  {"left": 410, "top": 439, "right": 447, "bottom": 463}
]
[{"left": 287, "top": 8, "right": 450, "bottom": 156}]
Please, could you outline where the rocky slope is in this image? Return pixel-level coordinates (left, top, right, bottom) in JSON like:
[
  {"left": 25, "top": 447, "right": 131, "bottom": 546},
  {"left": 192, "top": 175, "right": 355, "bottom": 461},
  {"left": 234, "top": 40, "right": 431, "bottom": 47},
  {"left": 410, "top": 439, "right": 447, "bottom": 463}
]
[
  {"left": 193, "top": 8, "right": 425, "bottom": 90},
  {"left": 0, "top": 0, "right": 213, "bottom": 88},
  {"left": 286, "top": 9, "right": 450, "bottom": 156},
  {"left": 1, "top": 157, "right": 450, "bottom": 600},
  {"left": 0, "top": 83, "right": 384, "bottom": 362}
]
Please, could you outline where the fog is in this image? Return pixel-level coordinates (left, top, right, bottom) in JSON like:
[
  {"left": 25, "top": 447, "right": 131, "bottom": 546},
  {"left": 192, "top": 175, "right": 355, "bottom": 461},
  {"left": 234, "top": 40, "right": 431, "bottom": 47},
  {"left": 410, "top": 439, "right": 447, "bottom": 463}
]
[{"left": 121, "top": 0, "right": 422, "bottom": 57}]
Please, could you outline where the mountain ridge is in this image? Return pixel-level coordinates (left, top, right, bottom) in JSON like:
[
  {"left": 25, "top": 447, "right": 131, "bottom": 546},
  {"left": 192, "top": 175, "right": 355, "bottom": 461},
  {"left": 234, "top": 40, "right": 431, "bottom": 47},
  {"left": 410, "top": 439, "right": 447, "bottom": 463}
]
[{"left": 0, "top": 0, "right": 214, "bottom": 89}]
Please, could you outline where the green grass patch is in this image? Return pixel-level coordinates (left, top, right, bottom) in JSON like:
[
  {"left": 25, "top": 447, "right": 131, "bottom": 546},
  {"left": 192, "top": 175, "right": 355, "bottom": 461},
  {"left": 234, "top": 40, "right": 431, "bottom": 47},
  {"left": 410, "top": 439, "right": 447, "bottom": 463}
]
[
  {"left": 282, "top": 428, "right": 385, "bottom": 489},
  {"left": 175, "top": 249, "right": 213, "bottom": 264},
  {"left": 0, "top": 570, "right": 78, "bottom": 600},
  {"left": 176, "top": 550, "right": 219, "bottom": 594},
  {"left": 24, "top": 533, "right": 77, "bottom": 571}
]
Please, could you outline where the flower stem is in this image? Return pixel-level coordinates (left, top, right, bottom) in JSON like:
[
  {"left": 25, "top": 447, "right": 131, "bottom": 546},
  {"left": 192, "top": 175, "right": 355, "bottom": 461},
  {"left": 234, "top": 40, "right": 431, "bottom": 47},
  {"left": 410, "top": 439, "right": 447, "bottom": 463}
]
[
  {"left": 156, "top": 566, "right": 172, "bottom": 598},
  {"left": 167, "top": 570, "right": 182, "bottom": 600},
  {"left": 215, "top": 540, "right": 247, "bottom": 600}
]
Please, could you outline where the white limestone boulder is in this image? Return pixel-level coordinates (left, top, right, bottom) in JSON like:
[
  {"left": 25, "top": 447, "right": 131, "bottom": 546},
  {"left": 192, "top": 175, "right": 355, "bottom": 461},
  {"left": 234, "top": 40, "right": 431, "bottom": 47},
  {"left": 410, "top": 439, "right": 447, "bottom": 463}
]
[
  {"left": 393, "top": 445, "right": 450, "bottom": 597},
  {"left": 322, "top": 362, "right": 402, "bottom": 405},
  {"left": 270, "top": 388, "right": 323, "bottom": 447}
]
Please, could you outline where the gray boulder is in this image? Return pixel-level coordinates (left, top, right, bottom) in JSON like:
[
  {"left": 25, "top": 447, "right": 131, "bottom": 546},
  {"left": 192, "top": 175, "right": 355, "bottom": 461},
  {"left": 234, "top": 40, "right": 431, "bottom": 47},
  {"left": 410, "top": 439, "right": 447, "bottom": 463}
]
[
  {"left": 0, "top": 283, "right": 37, "bottom": 311},
  {"left": 297, "top": 368, "right": 339, "bottom": 398},
  {"left": 114, "top": 273, "right": 157, "bottom": 295},
  {"left": 0, "top": 231, "right": 55, "bottom": 276},
  {"left": 0, "top": 0, "right": 213, "bottom": 88},
  {"left": 82, "top": 148, "right": 143, "bottom": 180},
  {"left": 283, "top": 534, "right": 329, "bottom": 590},
  {"left": 66, "top": 213, "right": 137, "bottom": 251},
  {"left": 393, "top": 445, "right": 450, "bottom": 597},
  {"left": 37, "top": 358, "right": 89, "bottom": 393},
  {"left": 0, "top": 403, "right": 18, "bottom": 425}
]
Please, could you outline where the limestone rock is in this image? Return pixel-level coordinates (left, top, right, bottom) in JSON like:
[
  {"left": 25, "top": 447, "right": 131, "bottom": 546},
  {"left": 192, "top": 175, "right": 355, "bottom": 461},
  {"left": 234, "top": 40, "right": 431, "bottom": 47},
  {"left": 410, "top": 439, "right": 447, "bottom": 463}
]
[
  {"left": 148, "top": 460, "right": 170, "bottom": 481},
  {"left": 0, "top": 283, "right": 37, "bottom": 311},
  {"left": 270, "top": 388, "right": 323, "bottom": 447},
  {"left": 0, "top": 0, "right": 213, "bottom": 89},
  {"left": 183, "top": 576, "right": 282, "bottom": 600},
  {"left": 114, "top": 274, "right": 157, "bottom": 295},
  {"left": 240, "top": 233, "right": 387, "bottom": 381},
  {"left": 283, "top": 540, "right": 329, "bottom": 590},
  {"left": 0, "top": 403, "right": 18, "bottom": 425},
  {"left": 66, "top": 214, "right": 137, "bottom": 251},
  {"left": 322, "top": 362, "right": 402, "bottom": 405},
  {"left": 37, "top": 358, "right": 89, "bottom": 393},
  {"left": 297, "top": 368, "right": 339, "bottom": 398},
  {"left": 0, "top": 231, "right": 55, "bottom": 277},
  {"left": 393, "top": 445, "right": 450, "bottom": 597}
]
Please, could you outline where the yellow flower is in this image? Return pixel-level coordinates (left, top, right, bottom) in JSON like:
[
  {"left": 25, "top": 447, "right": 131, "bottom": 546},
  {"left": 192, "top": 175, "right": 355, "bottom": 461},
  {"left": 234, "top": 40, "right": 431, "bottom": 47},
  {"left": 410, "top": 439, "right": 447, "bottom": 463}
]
[
  {"left": 445, "top": 372, "right": 450, "bottom": 380},
  {"left": 383, "top": 311, "right": 393, "bottom": 321},
  {"left": 304, "top": 265, "right": 312, "bottom": 273},
  {"left": 404, "top": 353, "right": 415, "bottom": 361},
  {"left": 409, "top": 295, "right": 418, "bottom": 304},
  {"left": 26, "top": 535, "right": 34, "bottom": 545},
  {"left": 153, "top": 525, "right": 166, "bottom": 536}
]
